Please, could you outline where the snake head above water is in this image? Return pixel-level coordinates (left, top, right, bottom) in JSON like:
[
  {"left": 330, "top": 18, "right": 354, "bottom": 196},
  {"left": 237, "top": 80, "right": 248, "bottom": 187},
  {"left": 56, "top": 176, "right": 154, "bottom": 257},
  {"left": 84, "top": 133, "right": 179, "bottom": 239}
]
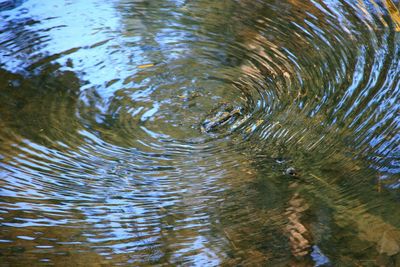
[{"left": 201, "top": 104, "right": 244, "bottom": 134}]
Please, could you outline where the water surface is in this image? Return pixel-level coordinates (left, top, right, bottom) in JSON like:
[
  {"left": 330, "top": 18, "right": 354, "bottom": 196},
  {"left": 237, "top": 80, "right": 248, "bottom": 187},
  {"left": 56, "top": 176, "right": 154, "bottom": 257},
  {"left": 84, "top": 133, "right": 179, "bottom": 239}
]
[{"left": 0, "top": 0, "right": 399, "bottom": 266}]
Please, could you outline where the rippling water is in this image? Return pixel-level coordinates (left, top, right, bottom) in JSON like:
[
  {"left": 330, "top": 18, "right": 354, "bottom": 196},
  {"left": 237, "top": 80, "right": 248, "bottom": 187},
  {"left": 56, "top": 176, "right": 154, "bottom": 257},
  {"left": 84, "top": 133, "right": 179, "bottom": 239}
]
[{"left": 0, "top": 0, "right": 399, "bottom": 265}]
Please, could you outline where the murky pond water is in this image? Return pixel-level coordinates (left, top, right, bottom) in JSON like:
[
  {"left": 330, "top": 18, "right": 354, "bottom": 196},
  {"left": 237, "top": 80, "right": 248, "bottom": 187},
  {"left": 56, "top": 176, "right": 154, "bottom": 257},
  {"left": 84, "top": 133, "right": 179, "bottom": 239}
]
[{"left": 0, "top": 0, "right": 399, "bottom": 266}]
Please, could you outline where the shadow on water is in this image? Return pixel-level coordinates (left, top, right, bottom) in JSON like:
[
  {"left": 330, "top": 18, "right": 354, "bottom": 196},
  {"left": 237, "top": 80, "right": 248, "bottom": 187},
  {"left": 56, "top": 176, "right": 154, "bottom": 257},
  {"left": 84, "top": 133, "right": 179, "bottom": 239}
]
[{"left": 0, "top": 0, "right": 399, "bottom": 266}]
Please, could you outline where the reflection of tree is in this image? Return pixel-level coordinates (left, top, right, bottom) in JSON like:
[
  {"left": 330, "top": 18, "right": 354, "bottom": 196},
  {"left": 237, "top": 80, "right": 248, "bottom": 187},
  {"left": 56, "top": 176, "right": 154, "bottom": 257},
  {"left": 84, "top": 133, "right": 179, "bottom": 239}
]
[
  {"left": 0, "top": 12, "right": 92, "bottom": 265},
  {"left": 0, "top": 4, "right": 83, "bottom": 144},
  {"left": 0, "top": 65, "right": 81, "bottom": 144},
  {"left": 111, "top": 0, "right": 399, "bottom": 265},
  {"left": 0, "top": 15, "right": 49, "bottom": 72},
  {"left": 225, "top": 3, "right": 400, "bottom": 262},
  {"left": 213, "top": 104, "right": 400, "bottom": 265},
  {"left": 0, "top": 65, "right": 90, "bottom": 265},
  {"left": 115, "top": 0, "right": 249, "bottom": 65},
  {"left": 0, "top": 0, "right": 25, "bottom": 11}
]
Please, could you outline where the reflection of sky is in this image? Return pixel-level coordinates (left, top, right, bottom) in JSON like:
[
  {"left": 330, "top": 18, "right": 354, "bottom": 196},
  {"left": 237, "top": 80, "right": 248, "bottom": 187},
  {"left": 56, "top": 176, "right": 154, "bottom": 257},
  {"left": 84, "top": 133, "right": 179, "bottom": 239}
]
[
  {"left": 316, "top": 0, "right": 400, "bottom": 176},
  {"left": 0, "top": 0, "right": 208, "bottom": 104},
  {"left": 0, "top": 0, "right": 131, "bottom": 97}
]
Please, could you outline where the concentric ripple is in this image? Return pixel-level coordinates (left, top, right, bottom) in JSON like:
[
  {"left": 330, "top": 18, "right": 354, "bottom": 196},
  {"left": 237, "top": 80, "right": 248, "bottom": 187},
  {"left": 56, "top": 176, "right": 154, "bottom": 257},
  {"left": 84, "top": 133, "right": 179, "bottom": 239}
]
[{"left": 0, "top": 0, "right": 399, "bottom": 265}]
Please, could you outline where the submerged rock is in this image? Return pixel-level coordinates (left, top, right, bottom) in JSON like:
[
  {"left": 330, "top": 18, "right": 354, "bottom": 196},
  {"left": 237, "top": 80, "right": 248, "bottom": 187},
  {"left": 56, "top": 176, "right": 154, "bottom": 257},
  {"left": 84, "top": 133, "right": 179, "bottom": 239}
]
[{"left": 285, "top": 167, "right": 299, "bottom": 178}]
